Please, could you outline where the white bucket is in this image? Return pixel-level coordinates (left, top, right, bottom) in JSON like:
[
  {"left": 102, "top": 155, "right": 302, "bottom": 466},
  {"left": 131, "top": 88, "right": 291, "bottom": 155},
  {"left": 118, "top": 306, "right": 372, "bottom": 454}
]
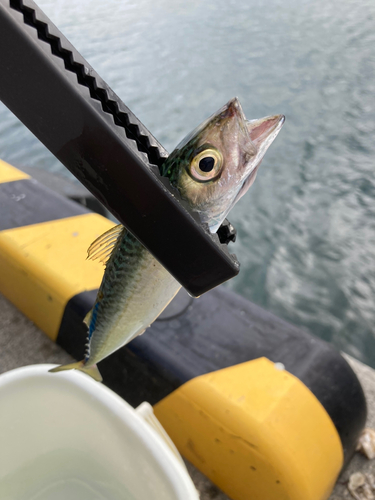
[{"left": 0, "top": 364, "right": 199, "bottom": 500}]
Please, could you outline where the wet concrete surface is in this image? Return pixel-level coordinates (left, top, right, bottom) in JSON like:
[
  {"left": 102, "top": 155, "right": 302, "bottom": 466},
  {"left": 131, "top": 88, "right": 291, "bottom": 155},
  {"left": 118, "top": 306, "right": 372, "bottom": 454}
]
[{"left": 0, "top": 292, "right": 374, "bottom": 499}]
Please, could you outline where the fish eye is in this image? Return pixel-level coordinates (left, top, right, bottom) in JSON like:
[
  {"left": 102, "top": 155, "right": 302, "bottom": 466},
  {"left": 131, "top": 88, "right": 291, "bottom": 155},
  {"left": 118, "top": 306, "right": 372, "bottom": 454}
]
[{"left": 189, "top": 148, "right": 223, "bottom": 182}]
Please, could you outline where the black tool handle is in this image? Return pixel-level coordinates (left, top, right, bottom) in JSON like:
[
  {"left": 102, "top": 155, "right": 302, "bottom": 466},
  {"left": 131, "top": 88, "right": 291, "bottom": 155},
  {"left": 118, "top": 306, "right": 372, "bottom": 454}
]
[{"left": 0, "top": 0, "right": 239, "bottom": 296}]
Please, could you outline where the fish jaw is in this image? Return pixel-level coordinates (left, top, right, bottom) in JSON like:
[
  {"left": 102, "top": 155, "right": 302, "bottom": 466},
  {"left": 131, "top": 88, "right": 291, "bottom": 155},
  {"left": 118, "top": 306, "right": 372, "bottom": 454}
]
[
  {"left": 246, "top": 114, "right": 285, "bottom": 170},
  {"left": 230, "top": 113, "right": 285, "bottom": 206}
]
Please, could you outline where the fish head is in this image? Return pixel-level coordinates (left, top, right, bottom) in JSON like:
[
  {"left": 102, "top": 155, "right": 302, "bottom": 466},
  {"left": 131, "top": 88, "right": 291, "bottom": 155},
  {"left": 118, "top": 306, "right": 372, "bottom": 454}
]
[{"left": 161, "top": 97, "right": 285, "bottom": 232}]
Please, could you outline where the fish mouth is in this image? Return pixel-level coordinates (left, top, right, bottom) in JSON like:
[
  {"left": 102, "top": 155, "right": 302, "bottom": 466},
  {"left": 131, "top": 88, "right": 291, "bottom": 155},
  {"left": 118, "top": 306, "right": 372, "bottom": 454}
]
[
  {"left": 217, "top": 98, "right": 285, "bottom": 145},
  {"left": 217, "top": 98, "right": 285, "bottom": 161},
  {"left": 227, "top": 112, "right": 285, "bottom": 207},
  {"left": 246, "top": 114, "right": 285, "bottom": 163}
]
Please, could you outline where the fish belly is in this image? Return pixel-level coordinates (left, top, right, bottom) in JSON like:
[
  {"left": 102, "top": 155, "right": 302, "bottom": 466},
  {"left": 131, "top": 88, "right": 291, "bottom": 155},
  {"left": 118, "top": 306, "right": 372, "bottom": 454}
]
[{"left": 86, "top": 234, "right": 181, "bottom": 366}]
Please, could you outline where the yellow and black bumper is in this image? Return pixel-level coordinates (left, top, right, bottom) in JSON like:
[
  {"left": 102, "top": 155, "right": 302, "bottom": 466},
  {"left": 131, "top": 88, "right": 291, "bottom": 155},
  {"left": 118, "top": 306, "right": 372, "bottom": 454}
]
[
  {"left": 0, "top": 159, "right": 112, "bottom": 342},
  {"left": 155, "top": 357, "right": 342, "bottom": 500},
  {"left": 0, "top": 160, "right": 367, "bottom": 500}
]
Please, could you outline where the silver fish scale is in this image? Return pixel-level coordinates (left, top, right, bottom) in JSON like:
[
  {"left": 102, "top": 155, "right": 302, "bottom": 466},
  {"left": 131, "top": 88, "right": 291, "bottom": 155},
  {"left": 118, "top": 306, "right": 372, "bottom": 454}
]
[{"left": 86, "top": 230, "right": 149, "bottom": 363}]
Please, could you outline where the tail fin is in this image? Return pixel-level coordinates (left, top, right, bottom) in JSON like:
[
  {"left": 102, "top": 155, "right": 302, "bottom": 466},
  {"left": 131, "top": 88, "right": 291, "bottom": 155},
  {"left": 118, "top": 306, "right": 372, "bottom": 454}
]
[{"left": 49, "top": 361, "right": 102, "bottom": 382}]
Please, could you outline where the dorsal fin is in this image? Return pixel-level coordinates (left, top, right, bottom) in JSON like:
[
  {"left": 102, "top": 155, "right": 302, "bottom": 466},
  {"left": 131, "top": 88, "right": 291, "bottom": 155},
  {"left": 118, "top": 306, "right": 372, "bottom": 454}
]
[{"left": 87, "top": 224, "right": 125, "bottom": 265}]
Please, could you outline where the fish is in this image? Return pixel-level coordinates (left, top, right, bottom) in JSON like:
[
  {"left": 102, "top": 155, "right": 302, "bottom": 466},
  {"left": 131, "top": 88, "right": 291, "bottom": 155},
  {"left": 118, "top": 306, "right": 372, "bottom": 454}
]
[{"left": 49, "top": 97, "right": 284, "bottom": 381}]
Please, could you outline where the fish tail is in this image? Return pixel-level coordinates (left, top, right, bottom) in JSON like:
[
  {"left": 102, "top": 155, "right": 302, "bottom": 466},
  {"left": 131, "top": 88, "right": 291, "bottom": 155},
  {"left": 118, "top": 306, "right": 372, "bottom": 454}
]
[{"left": 49, "top": 361, "right": 103, "bottom": 382}]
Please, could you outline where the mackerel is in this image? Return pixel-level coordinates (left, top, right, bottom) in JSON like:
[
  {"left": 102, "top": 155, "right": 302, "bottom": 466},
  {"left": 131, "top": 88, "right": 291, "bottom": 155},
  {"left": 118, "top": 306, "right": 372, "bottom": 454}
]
[{"left": 50, "top": 98, "right": 284, "bottom": 381}]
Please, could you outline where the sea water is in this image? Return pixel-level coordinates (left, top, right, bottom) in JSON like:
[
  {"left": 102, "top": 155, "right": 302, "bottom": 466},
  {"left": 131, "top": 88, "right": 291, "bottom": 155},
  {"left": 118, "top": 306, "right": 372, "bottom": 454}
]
[{"left": 0, "top": 0, "right": 374, "bottom": 366}]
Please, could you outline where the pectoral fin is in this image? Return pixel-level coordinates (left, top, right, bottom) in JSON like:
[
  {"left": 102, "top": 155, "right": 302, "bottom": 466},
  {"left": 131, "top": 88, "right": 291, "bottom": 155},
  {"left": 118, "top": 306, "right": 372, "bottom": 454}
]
[{"left": 87, "top": 224, "right": 125, "bottom": 265}]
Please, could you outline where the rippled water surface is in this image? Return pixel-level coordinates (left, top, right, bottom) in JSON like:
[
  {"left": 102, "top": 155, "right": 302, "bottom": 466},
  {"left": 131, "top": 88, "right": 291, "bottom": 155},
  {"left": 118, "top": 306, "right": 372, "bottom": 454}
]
[{"left": 1, "top": 0, "right": 374, "bottom": 365}]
